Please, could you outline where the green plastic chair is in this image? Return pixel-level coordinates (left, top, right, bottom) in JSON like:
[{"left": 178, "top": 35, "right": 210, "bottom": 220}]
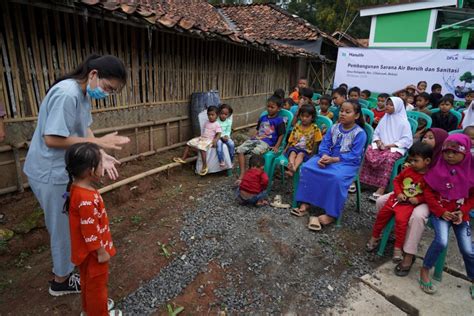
[
  {"left": 358, "top": 99, "right": 369, "bottom": 109},
  {"left": 268, "top": 115, "right": 333, "bottom": 193},
  {"left": 262, "top": 109, "right": 293, "bottom": 183},
  {"left": 312, "top": 93, "right": 321, "bottom": 101},
  {"left": 406, "top": 111, "right": 432, "bottom": 130},
  {"left": 367, "top": 97, "right": 378, "bottom": 109},
  {"left": 430, "top": 108, "right": 462, "bottom": 127},
  {"left": 362, "top": 108, "right": 374, "bottom": 125},
  {"left": 449, "top": 129, "right": 463, "bottom": 135}
]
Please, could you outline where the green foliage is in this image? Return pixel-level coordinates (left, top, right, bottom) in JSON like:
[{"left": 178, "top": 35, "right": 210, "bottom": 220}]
[{"left": 460, "top": 71, "right": 473, "bottom": 84}]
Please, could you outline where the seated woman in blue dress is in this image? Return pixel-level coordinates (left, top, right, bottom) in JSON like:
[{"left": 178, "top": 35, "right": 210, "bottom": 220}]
[{"left": 291, "top": 100, "right": 367, "bottom": 228}]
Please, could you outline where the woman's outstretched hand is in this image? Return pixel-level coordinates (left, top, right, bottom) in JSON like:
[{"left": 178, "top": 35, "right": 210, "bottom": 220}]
[
  {"left": 101, "top": 150, "right": 120, "bottom": 180},
  {"left": 97, "top": 132, "right": 130, "bottom": 150}
]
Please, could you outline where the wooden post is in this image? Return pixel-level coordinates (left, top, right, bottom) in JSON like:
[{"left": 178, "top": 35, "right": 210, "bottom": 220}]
[{"left": 12, "top": 147, "right": 24, "bottom": 193}]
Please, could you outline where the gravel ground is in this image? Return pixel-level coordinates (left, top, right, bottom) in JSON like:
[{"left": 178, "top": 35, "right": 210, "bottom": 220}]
[{"left": 120, "top": 172, "right": 390, "bottom": 314}]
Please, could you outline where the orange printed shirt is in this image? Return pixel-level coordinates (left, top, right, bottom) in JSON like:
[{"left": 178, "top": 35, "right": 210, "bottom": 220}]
[{"left": 69, "top": 185, "right": 116, "bottom": 266}]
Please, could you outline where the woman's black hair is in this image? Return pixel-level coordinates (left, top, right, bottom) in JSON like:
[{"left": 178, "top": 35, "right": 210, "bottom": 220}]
[
  {"left": 342, "top": 100, "right": 365, "bottom": 128},
  {"left": 218, "top": 103, "right": 233, "bottom": 115},
  {"left": 50, "top": 54, "right": 127, "bottom": 92},
  {"left": 299, "top": 104, "right": 316, "bottom": 120},
  {"left": 63, "top": 142, "right": 102, "bottom": 214},
  {"left": 207, "top": 105, "right": 219, "bottom": 114},
  {"left": 273, "top": 88, "right": 285, "bottom": 100}
]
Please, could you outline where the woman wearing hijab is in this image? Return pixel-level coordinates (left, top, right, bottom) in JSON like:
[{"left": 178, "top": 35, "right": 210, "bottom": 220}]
[
  {"left": 462, "top": 101, "right": 474, "bottom": 129},
  {"left": 360, "top": 97, "right": 413, "bottom": 200}
]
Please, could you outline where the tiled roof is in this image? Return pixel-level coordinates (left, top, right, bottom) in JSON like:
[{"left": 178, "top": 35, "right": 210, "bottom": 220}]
[
  {"left": 331, "top": 31, "right": 368, "bottom": 47},
  {"left": 78, "top": 0, "right": 333, "bottom": 58}
]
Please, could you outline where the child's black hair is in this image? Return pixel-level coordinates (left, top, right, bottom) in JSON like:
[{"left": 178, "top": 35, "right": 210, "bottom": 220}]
[
  {"left": 408, "top": 141, "right": 433, "bottom": 160},
  {"left": 300, "top": 87, "right": 314, "bottom": 99},
  {"left": 64, "top": 142, "right": 102, "bottom": 214},
  {"left": 444, "top": 93, "right": 454, "bottom": 100},
  {"left": 431, "top": 83, "right": 442, "bottom": 91},
  {"left": 249, "top": 154, "right": 265, "bottom": 168},
  {"left": 273, "top": 88, "right": 285, "bottom": 100},
  {"left": 342, "top": 100, "right": 365, "bottom": 128},
  {"left": 438, "top": 96, "right": 453, "bottom": 106},
  {"left": 267, "top": 95, "right": 283, "bottom": 107},
  {"left": 50, "top": 54, "right": 127, "bottom": 93},
  {"left": 219, "top": 103, "right": 233, "bottom": 115},
  {"left": 361, "top": 89, "right": 371, "bottom": 97},
  {"left": 332, "top": 87, "right": 347, "bottom": 98},
  {"left": 406, "top": 92, "right": 415, "bottom": 99},
  {"left": 283, "top": 98, "right": 294, "bottom": 106},
  {"left": 299, "top": 104, "right": 316, "bottom": 120},
  {"left": 339, "top": 83, "right": 348, "bottom": 89},
  {"left": 398, "top": 89, "right": 408, "bottom": 95},
  {"left": 466, "top": 90, "right": 474, "bottom": 96},
  {"left": 207, "top": 105, "right": 219, "bottom": 114},
  {"left": 319, "top": 94, "right": 331, "bottom": 104},
  {"left": 417, "top": 92, "right": 430, "bottom": 101},
  {"left": 348, "top": 86, "right": 361, "bottom": 95},
  {"left": 378, "top": 93, "right": 390, "bottom": 99},
  {"left": 417, "top": 80, "right": 427, "bottom": 87},
  {"left": 463, "top": 125, "right": 474, "bottom": 134}
]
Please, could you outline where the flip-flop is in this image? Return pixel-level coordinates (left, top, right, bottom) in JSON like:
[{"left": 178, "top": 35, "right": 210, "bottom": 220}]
[
  {"left": 199, "top": 167, "right": 208, "bottom": 176},
  {"left": 368, "top": 193, "right": 382, "bottom": 202},
  {"left": 290, "top": 207, "right": 308, "bottom": 217},
  {"left": 394, "top": 257, "right": 416, "bottom": 277},
  {"left": 173, "top": 157, "right": 186, "bottom": 164},
  {"left": 419, "top": 278, "right": 437, "bottom": 294},
  {"left": 392, "top": 249, "right": 403, "bottom": 263},
  {"left": 108, "top": 298, "right": 115, "bottom": 311},
  {"left": 308, "top": 216, "right": 322, "bottom": 231},
  {"left": 348, "top": 183, "right": 356, "bottom": 194},
  {"left": 366, "top": 238, "right": 380, "bottom": 252}
]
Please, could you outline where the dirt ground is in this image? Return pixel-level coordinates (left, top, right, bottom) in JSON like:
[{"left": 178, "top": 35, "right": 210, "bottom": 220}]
[{"left": 0, "top": 148, "right": 231, "bottom": 315}]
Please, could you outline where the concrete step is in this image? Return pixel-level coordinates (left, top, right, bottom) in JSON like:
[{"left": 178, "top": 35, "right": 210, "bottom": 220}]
[{"left": 361, "top": 261, "right": 472, "bottom": 316}]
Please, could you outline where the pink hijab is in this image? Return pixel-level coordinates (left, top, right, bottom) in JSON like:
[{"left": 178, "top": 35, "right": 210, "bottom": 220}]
[{"left": 424, "top": 134, "right": 474, "bottom": 200}]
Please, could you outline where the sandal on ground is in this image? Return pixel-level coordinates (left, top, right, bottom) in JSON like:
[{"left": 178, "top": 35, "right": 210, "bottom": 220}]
[
  {"left": 366, "top": 238, "right": 380, "bottom": 252},
  {"left": 368, "top": 193, "right": 382, "bottom": 202},
  {"left": 199, "top": 167, "right": 208, "bottom": 176},
  {"left": 392, "top": 248, "right": 403, "bottom": 263},
  {"left": 348, "top": 183, "right": 356, "bottom": 194},
  {"left": 173, "top": 157, "right": 186, "bottom": 164},
  {"left": 270, "top": 195, "right": 291, "bottom": 209},
  {"left": 419, "top": 278, "right": 437, "bottom": 294},
  {"left": 394, "top": 257, "right": 416, "bottom": 277},
  {"left": 109, "top": 310, "right": 123, "bottom": 316},
  {"left": 290, "top": 207, "right": 308, "bottom": 217},
  {"left": 308, "top": 216, "right": 322, "bottom": 231}
]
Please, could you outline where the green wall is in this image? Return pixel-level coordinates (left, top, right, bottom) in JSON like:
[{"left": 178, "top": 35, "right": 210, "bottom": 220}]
[{"left": 374, "top": 10, "right": 431, "bottom": 44}]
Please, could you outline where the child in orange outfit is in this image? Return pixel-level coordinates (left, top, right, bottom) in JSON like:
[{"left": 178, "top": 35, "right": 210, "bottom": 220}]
[{"left": 65, "top": 142, "right": 120, "bottom": 316}]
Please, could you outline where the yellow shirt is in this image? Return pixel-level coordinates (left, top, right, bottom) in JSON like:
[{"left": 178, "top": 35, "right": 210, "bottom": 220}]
[{"left": 287, "top": 123, "right": 322, "bottom": 153}]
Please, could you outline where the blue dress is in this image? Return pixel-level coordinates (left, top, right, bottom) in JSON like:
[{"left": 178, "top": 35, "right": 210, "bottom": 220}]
[{"left": 295, "top": 123, "right": 367, "bottom": 218}]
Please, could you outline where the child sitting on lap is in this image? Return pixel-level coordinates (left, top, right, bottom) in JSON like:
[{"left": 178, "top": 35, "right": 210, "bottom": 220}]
[
  {"left": 174, "top": 106, "right": 221, "bottom": 176},
  {"left": 216, "top": 104, "right": 234, "bottom": 167},
  {"left": 366, "top": 142, "right": 432, "bottom": 262},
  {"left": 237, "top": 155, "right": 269, "bottom": 206},
  {"left": 284, "top": 104, "right": 322, "bottom": 176},
  {"left": 236, "top": 96, "right": 285, "bottom": 184}
]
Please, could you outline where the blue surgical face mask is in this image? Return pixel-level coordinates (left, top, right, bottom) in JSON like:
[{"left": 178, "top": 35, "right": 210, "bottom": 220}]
[{"left": 87, "top": 76, "right": 109, "bottom": 100}]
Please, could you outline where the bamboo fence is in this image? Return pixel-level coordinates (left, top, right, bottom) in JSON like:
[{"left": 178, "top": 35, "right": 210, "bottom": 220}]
[{"left": 0, "top": 1, "right": 292, "bottom": 121}]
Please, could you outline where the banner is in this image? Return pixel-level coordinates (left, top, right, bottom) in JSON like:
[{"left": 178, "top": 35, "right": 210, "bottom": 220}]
[{"left": 334, "top": 47, "right": 474, "bottom": 100}]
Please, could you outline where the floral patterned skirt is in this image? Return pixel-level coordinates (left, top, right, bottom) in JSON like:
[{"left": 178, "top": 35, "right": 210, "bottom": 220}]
[{"left": 359, "top": 146, "right": 402, "bottom": 188}]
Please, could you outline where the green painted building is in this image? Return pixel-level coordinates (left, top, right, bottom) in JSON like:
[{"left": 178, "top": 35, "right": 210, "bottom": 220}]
[{"left": 360, "top": 0, "right": 474, "bottom": 49}]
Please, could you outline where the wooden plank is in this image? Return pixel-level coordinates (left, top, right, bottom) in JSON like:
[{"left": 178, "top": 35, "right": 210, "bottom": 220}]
[
  {"left": 42, "top": 9, "right": 55, "bottom": 85},
  {"left": 54, "top": 11, "right": 65, "bottom": 75},
  {"left": 82, "top": 14, "right": 90, "bottom": 57},
  {"left": 0, "top": 44, "right": 10, "bottom": 118},
  {"left": 28, "top": 7, "right": 46, "bottom": 103},
  {"left": 15, "top": 7, "right": 35, "bottom": 117},
  {"left": 141, "top": 28, "right": 146, "bottom": 103},
  {"left": 0, "top": 33, "right": 13, "bottom": 118}
]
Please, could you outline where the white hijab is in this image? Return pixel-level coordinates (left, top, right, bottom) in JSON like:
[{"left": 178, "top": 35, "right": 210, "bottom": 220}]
[
  {"left": 462, "top": 101, "right": 474, "bottom": 129},
  {"left": 373, "top": 96, "right": 413, "bottom": 155}
]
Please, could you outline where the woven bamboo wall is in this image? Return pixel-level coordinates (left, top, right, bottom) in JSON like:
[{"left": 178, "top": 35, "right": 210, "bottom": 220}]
[{"left": 0, "top": 1, "right": 292, "bottom": 121}]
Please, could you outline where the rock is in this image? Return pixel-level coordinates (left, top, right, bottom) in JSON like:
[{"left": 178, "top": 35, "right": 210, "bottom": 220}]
[
  {"left": 0, "top": 228, "right": 14, "bottom": 241},
  {"left": 13, "top": 208, "right": 44, "bottom": 234}
]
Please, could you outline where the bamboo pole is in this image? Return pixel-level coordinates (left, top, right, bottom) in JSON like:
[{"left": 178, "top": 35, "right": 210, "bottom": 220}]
[
  {"left": 12, "top": 147, "right": 24, "bottom": 193},
  {"left": 98, "top": 157, "right": 197, "bottom": 194}
]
